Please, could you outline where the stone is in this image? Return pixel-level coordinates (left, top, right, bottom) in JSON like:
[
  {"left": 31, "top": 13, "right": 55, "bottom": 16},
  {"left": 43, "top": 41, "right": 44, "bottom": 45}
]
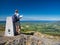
[{"left": 5, "top": 17, "right": 14, "bottom": 36}]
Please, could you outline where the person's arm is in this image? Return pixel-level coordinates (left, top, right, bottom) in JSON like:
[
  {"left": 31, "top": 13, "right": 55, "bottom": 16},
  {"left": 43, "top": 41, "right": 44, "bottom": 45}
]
[{"left": 19, "top": 15, "right": 23, "bottom": 19}]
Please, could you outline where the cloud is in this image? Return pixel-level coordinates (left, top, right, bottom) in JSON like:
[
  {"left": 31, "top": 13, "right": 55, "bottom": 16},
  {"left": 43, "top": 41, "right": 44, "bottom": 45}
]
[
  {"left": 21, "top": 16, "right": 60, "bottom": 21},
  {"left": 0, "top": 19, "right": 5, "bottom": 21},
  {"left": 0, "top": 18, "right": 6, "bottom": 21},
  {"left": 0, "top": 15, "right": 60, "bottom": 21}
]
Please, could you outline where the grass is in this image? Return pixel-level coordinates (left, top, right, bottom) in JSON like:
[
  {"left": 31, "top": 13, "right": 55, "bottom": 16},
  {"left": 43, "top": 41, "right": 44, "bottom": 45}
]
[
  {"left": 0, "top": 22, "right": 60, "bottom": 36},
  {"left": 44, "top": 32, "right": 60, "bottom": 36},
  {"left": 21, "top": 22, "right": 60, "bottom": 36}
]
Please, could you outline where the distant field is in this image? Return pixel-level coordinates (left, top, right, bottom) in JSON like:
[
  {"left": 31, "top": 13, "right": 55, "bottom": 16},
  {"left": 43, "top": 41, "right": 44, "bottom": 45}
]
[{"left": 0, "top": 21, "right": 60, "bottom": 36}]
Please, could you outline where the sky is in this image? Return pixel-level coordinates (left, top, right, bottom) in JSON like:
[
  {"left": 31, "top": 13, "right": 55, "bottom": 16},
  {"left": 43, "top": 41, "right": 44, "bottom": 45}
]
[{"left": 0, "top": 0, "right": 60, "bottom": 21}]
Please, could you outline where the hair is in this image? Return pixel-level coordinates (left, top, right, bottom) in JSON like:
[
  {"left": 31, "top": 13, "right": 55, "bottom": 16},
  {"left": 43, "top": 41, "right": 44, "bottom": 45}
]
[{"left": 15, "top": 9, "right": 18, "bottom": 13}]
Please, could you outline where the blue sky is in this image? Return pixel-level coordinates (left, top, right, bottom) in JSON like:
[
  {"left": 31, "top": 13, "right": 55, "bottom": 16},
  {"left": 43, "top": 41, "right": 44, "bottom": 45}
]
[{"left": 0, "top": 0, "right": 60, "bottom": 21}]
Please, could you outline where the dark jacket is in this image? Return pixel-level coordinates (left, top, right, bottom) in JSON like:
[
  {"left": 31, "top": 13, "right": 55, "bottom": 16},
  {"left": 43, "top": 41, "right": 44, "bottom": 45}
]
[{"left": 12, "top": 14, "right": 19, "bottom": 23}]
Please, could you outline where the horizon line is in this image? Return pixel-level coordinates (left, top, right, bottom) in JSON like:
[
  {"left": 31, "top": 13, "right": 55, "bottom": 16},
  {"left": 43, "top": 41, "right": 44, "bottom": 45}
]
[{"left": 1, "top": 19, "right": 60, "bottom": 21}]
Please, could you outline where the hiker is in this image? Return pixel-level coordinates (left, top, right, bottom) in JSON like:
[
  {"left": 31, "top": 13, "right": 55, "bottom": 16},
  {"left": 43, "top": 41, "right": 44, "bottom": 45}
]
[{"left": 12, "top": 9, "right": 20, "bottom": 35}]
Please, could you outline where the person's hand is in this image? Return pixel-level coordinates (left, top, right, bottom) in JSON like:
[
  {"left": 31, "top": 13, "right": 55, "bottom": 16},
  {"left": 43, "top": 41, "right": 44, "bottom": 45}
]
[{"left": 19, "top": 15, "right": 23, "bottom": 19}]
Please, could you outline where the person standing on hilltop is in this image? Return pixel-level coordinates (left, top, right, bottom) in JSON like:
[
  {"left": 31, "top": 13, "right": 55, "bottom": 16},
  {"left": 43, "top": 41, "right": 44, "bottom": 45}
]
[{"left": 12, "top": 9, "right": 21, "bottom": 35}]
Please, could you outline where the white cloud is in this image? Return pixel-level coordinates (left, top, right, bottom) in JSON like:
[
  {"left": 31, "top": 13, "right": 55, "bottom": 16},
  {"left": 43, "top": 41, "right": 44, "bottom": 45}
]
[
  {"left": 0, "top": 17, "right": 6, "bottom": 21},
  {"left": 0, "top": 18, "right": 6, "bottom": 21},
  {"left": 0, "top": 15, "right": 60, "bottom": 21},
  {"left": 21, "top": 16, "right": 60, "bottom": 21}
]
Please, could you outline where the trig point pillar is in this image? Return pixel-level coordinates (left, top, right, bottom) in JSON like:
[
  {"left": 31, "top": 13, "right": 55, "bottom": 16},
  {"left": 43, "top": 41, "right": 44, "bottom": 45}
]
[{"left": 5, "top": 17, "right": 14, "bottom": 36}]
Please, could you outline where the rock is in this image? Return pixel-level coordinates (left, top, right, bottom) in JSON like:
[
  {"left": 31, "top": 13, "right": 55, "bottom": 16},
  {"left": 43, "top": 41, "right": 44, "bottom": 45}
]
[
  {"left": 49, "top": 36, "right": 54, "bottom": 39},
  {"left": 34, "top": 32, "right": 45, "bottom": 38}
]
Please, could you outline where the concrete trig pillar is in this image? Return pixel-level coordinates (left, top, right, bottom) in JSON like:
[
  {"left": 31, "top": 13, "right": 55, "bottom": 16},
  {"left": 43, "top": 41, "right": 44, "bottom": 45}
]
[{"left": 5, "top": 17, "right": 14, "bottom": 36}]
